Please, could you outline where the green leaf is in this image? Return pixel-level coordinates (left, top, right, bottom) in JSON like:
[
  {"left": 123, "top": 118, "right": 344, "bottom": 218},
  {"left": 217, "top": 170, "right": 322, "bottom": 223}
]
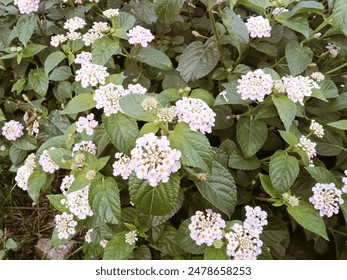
[
  {"left": 16, "top": 14, "right": 37, "bottom": 46},
  {"left": 103, "top": 113, "right": 138, "bottom": 155},
  {"left": 22, "top": 43, "right": 46, "bottom": 58},
  {"left": 5, "top": 239, "right": 17, "bottom": 250},
  {"left": 237, "top": 0, "right": 271, "bottom": 11},
  {"left": 305, "top": 166, "right": 338, "bottom": 184},
  {"left": 9, "top": 144, "right": 27, "bottom": 165},
  {"left": 190, "top": 89, "right": 215, "bottom": 107},
  {"left": 44, "top": 51, "right": 66, "bottom": 74},
  {"left": 49, "top": 66, "right": 71, "bottom": 81},
  {"left": 275, "top": 13, "right": 311, "bottom": 38},
  {"left": 28, "top": 68, "right": 49, "bottom": 97},
  {"left": 340, "top": 201, "right": 347, "bottom": 229},
  {"left": 136, "top": 47, "right": 173, "bottom": 70},
  {"left": 327, "top": 120, "right": 347, "bottom": 130},
  {"left": 0, "top": 230, "right": 3, "bottom": 239},
  {"left": 119, "top": 94, "right": 156, "bottom": 122},
  {"left": 169, "top": 123, "right": 214, "bottom": 171},
  {"left": 133, "top": 245, "right": 152, "bottom": 260},
  {"left": 150, "top": 225, "right": 185, "bottom": 256},
  {"left": 67, "top": 171, "right": 90, "bottom": 193},
  {"left": 287, "top": 1, "right": 325, "bottom": 18},
  {"left": 113, "top": 12, "right": 136, "bottom": 39},
  {"left": 27, "top": 171, "right": 47, "bottom": 203},
  {"left": 269, "top": 151, "right": 299, "bottom": 194},
  {"left": 331, "top": 0, "right": 347, "bottom": 36},
  {"left": 285, "top": 41, "right": 313, "bottom": 76},
  {"left": 287, "top": 201, "right": 329, "bottom": 241},
  {"left": 61, "top": 93, "right": 96, "bottom": 115},
  {"left": 90, "top": 177, "right": 121, "bottom": 224},
  {"left": 176, "top": 219, "right": 206, "bottom": 254},
  {"left": 204, "top": 246, "right": 230, "bottom": 260},
  {"left": 222, "top": 7, "right": 249, "bottom": 54},
  {"left": 139, "top": 122, "right": 159, "bottom": 136},
  {"left": 237, "top": 117, "right": 268, "bottom": 158},
  {"left": 316, "top": 80, "right": 338, "bottom": 99},
  {"left": 129, "top": 173, "right": 180, "bottom": 216},
  {"left": 272, "top": 95, "right": 296, "bottom": 131},
  {"left": 104, "top": 231, "right": 135, "bottom": 260},
  {"left": 228, "top": 149, "right": 261, "bottom": 170},
  {"left": 92, "top": 38, "right": 121, "bottom": 66},
  {"left": 11, "top": 79, "right": 26, "bottom": 94},
  {"left": 47, "top": 148, "right": 72, "bottom": 169},
  {"left": 0, "top": 250, "right": 5, "bottom": 260},
  {"left": 133, "top": 0, "right": 158, "bottom": 24},
  {"left": 278, "top": 130, "right": 298, "bottom": 146},
  {"left": 193, "top": 161, "right": 237, "bottom": 218},
  {"left": 259, "top": 174, "right": 277, "bottom": 198},
  {"left": 262, "top": 216, "right": 290, "bottom": 259},
  {"left": 47, "top": 194, "right": 69, "bottom": 212},
  {"left": 178, "top": 41, "right": 220, "bottom": 82},
  {"left": 153, "top": 0, "right": 185, "bottom": 25}
]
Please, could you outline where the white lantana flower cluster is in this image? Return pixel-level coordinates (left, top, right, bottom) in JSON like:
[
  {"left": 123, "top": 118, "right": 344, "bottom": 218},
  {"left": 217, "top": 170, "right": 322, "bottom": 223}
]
[
  {"left": 282, "top": 75, "right": 320, "bottom": 105},
  {"left": 326, "top": 42, "right": 340, "bottom": 58},
  {"left": 15, "top": 153, "right": 36, "bottom": 191},
  {"left": 297, "top": 135, "right": 316, "bottom": 161},
  {"left": 125, "top": 231, "right": 138, "bottom": 245},
  {"left": 103, "top": 9, "right": 120, "bottom": 19},
  {"left": 85, "top": 228, "right": 93, "bottom": 243},
  {"left": 188, "top": 206, "right": 267, "bottom": 260},
  {"left": 342, "top": 170, "right": 347, "bottom": 193},
  {"left": 174, "top": 97, "right": 216, "bottom": 134},
  {"left": 224, "top": 223, "right": 263, "bottom": 260},
  {"left": 309, "top": 183, "right": 344, "bottom": 217},
  {"left": 129, "top": 133, "right": 181, "bottom": 187},
  {"left": 243, "top": 205, "right": 268, "bottom": 236},
  {"left": 55, "top": 212, "right": 78, "bottom": 240},
  {"left": 75, "top": 62, "right": 109, "bottom": 88},
  {"left": 82, "top": 22, "right": 109, "bottom": 46},
  {"left": 224, "top": 206, "right": 267, "bottom": 260},
  {"left": 63, "top": 185, "right": 93, "bottom": 220},
  {"left": 50, "top": 34, "right": 67, "bottom": 47},
  {"left": 309, "top": 120, "right": 324, "bottom": 138},
  {"left": 127, "top": 26, "right": 155, "bottom": 47},
  {"left": 39, "top": 149, "right": 59, "bottom": 174},
  {"left": 13, "top": 0, "right": 39, "bottom": 14},
  {"left": 72, "top": 140, "right": 97, "bottom": 155},
  {"left": 74, "top": 51, "right": 92, "bottom": 65},
  {"left": 63, "top": 17, "right": 86, "bottom": 32},
  {"left": 236, "top": 69, "right": 274, "bottom": 102},
  {"left": 93, "top": 83, "right": 147, "bottom": 116},
  {"left": 2, "top": 120, "right": 24, "bottom": 141},
  {"left": 112, "top": 153, "right": 132, "bottom": 180},
  {"left": 76, "top": 113, "right": 98, "bottom": 136},
  {"left": 189, "top": 209, "right": 226, "bottom": 246},
  {"left": 245, "top": 16, "right": 271, "bottom": 38},
  {"left": 60, "top": 175, "right": 93, "bottom": 220}
]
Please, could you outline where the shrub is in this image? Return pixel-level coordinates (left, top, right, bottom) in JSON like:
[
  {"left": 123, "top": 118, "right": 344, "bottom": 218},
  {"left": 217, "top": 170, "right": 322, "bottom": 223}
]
[{"left": 1, "top": 0, "right": 347, "bottom": 260}]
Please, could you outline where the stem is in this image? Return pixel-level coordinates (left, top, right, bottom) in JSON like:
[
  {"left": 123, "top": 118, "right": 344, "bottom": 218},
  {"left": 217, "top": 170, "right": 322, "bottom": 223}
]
[
  {"left": 329, "top": 228, "right": 347, "bottom": 238},
  {"left": 301, "top": 15, "right": 333, "bottom": 44},
  {"left": 207, "top": 1, "right": 225, "bottom": 65},
  {"left": 325, "top": 62, "right": 347, "bottom": 75},
  {"left": 37, "top": 18, "right": 49, "bottom": 45},
  {"left": 253, "top": 196, "right": 277, "bottom": 203}
]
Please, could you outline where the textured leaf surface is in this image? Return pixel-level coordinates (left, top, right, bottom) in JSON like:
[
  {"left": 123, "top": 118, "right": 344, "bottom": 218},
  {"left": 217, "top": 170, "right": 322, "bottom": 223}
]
[
  {"left": 269, "top": 151, "right": 299, "bottom": 194},
  {"left": 178, "top": 41, "right": 220, "bottom": 82},
  {"left": 194, "top": 161, "right": 237, "bottom": 217},
  {"left": 103, "top": 113, "right": 138, "bottom": 155},
  {"left": 169, "top": 123, "right": 214, "bottom": 171}
]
